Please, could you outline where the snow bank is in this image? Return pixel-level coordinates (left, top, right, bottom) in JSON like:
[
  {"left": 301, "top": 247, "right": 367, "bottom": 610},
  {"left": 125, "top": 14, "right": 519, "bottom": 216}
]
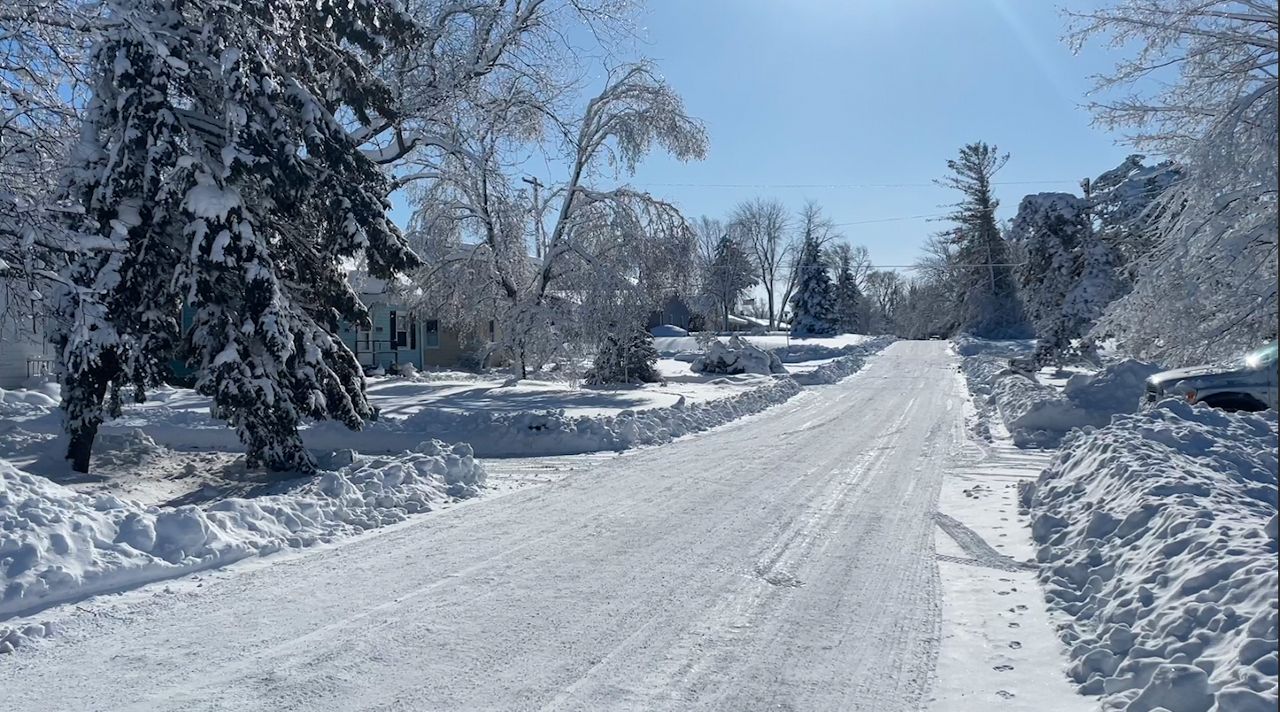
[
  {"left": 960, "top": 351, "right": 1159, "bottom": 447},
  {"left": 1020, "top": 400, "right": 1278, "bottom": 711},
  {"left": 650, "top": 324, "right": 688, "bottom": 337},
  {"left": 0, "top": 441, "right": 484, "bottom": 639},
  {"left": 791, "top": 338, "right": 895, "bottom": 386},
  {"left": 691, "top": 335, "right": 788, "bottom": 376},
  {"left": 310, "top": 376, "right": 803, "bottom": 458},
  {"left": 0, "top": 382, "right": 60, "bottom": 419},
  {"left": 772, "top": 335, "right": 897, "bottom": 364},
  {"left": 952, "top": 334, "right": 1035, "bottom": 358}
]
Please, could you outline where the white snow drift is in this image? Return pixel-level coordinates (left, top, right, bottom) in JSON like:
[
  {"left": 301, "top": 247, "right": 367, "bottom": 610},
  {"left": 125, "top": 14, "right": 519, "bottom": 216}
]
[
  {"left": 1021, "top": 399, "right": 1278, "bottom": 712},
  {"left": 959, "top": 347, "right": 1159, "bottom": 447},
  {"left": 0, "top": 441, "right": 484, "bottom": 649}
]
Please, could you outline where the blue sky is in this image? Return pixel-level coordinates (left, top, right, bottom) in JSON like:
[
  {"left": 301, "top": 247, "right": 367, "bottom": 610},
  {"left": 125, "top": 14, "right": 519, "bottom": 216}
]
[{"left": 394, "top": 0, "right": 1140, "bottom": 271}]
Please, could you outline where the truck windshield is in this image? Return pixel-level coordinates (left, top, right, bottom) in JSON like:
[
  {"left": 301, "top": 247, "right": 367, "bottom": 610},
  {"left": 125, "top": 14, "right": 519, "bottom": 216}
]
[{"left": 1243, "top": 342, "right": 1278, "bottom": 369}]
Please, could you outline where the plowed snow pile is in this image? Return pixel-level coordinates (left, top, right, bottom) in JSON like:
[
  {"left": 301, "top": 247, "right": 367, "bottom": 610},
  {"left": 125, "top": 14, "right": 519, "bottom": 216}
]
[
  {"left": 1021, "top": 399, "right": 1278, "bottom": 711},
  {"left": 312, "top": 375, "right": 803, "bottom": 457},
  {"left": 959, "top": 350, "right": 1159, "bottom": 447},
  {"left": 0, "top": 441, "right": 484, "bottom": 650}
]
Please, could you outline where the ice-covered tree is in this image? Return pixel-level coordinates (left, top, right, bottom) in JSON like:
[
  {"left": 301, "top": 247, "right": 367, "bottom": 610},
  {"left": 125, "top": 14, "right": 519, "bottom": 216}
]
[
  {"left": 1068, "top": 0, "right": 1277, "bottom": 364},
  {"left": 1085, "top": 154, "right": 1183, "bottom": 286},
  {"left": 863, "top": 269, "right": 905, "bottom": 335},
  {"left": 55, "top": 0, "right": 421, "bottom": 473},
  {"left": 789, "top": 235, "right": 837, "bottom": 337},
  {"left": 935, "top": 142, "right": 1029, "bottom": 338},
  {"left": 702, "top": 234, "right": 756, "bottom": 331},
  {"left": 0, "top": 1, "right": 99, "bottom": 334},
  {"left": 830, "top": 243, "right": 864, "bottom": 334},
  {"left": 731, "top": 198, "right": 792, "bottom": 329},
  {"left": 1011, "top": 192, "right": 1117, "bottom": 364},
  {"left": 406, "top": 63, "right": 707, "bottom": 377}
]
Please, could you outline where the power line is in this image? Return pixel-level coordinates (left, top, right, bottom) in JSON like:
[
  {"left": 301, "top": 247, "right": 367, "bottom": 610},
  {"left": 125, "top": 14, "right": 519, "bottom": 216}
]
[
  {"left": 831, "top": 213, "right": 947, "bottom": 227},
  {"left": 632, "top": 179, "right": 1079, "bottom": 189}
]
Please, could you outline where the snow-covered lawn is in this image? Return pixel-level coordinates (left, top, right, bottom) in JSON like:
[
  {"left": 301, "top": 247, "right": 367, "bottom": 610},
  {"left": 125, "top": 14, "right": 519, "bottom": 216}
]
[{"left": 3, "top": 336, "right": 894, "bottom": 482}]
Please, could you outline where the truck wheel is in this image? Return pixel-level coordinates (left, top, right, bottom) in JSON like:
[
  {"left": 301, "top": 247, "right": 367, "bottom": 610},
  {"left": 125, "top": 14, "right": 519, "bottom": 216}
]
[{"left": 1200, "top": 393, "right": 1268, "bottom": 412}]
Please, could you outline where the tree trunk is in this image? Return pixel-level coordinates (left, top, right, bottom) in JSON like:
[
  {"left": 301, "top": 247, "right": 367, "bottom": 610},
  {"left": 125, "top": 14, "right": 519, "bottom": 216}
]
[
  {"left": 66, "top": 419, "right": 100, "bottom": 474},
  {"left": 63, "top": 359, "right": 116, "bottom": 474}
]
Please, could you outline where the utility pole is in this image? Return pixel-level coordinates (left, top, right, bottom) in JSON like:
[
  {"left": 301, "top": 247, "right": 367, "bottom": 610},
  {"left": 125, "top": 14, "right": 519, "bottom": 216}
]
[
  {"left": 1080, "top": 177, "right": 1094, "bottom": 231},
  {"left": 522, "top": 176, "right": 545, "bottom": 260}
]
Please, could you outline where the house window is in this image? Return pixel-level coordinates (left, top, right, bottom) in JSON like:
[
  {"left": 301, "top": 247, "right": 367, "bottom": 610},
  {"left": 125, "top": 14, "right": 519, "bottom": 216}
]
[
  {"left": 423, "top": 319, "right": 440, "bottom": 348},
  {"left": 390, "top": 311, "right": 415, "bottom": 349}
]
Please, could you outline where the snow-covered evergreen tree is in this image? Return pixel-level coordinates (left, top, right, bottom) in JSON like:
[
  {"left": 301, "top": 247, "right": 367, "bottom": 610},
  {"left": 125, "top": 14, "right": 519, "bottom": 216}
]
[
  {"left": 56, "top": 0, "right": 420, "bottom": 473},
  {"left": 936, "top": 142, "right": 1029, "bottom": 338},
  {"left": 585, "top": 326, "right": 662, "bottom": 385},
  {"left": 1011, "top": 192, "right": 1116, "bottom": 364},
  {"left": 831, "top": 244, "right": 863, "bottom": 334},
  {"left": 789, "top": 235, "right": 837, "bottom": 337}
]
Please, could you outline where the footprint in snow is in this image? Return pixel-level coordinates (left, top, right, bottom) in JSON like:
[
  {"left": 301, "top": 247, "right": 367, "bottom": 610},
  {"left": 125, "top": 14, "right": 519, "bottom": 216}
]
[
  {"left": 996, "top": 690, "right": 1015, "bottom": 699},
  {"left": 1008, "top": 622, "right": 1021, "bottom": 628},
  {"left": 1008, "top": 641, "right": 1022, "bottom": 649},
  {"left": 993, "top": 664, "right": 1014, "bottom": 672}
]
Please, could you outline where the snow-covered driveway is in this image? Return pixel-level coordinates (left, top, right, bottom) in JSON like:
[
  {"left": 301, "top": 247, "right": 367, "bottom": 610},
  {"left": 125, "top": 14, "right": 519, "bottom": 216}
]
[{"left": 2, "top": 341, "right": 977, "bottom": 711}]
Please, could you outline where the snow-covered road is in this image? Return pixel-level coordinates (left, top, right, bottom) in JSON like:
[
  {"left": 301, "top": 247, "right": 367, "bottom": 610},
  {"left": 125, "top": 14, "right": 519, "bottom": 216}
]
[{"left": 2, "top": 341, "right": 977, "bottom": 711}]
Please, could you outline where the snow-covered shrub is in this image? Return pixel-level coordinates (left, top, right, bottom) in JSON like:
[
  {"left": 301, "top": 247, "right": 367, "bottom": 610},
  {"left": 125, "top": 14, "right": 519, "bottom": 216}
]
[
  {"left": 0, "top": 441, "right": 484, "bottom": 631},
  {"left": 691, "top": 335, "right": 787, "bottom": 376},
  {"left": 1022, "top": 400, "right": 1277, "bottom": 711},
  {"left": 585, "top": 327, "right": 663, "bottom": 385}
]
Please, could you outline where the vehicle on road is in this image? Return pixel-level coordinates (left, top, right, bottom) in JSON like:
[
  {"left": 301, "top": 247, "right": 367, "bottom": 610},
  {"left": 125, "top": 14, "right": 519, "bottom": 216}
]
[{"left": 1145, "top": 341, "right": 1278, "bottom": 411}]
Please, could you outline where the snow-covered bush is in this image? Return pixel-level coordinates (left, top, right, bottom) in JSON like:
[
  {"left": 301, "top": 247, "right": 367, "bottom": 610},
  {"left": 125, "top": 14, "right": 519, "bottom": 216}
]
[
  {"left": 0, "top": 441, "right": 484, "bottom": 633},
  {"left": 691, "top": 335, "right": 787, "bottom": 376},
  {"left": 585, "top": 327, "right": 663, "bottom": 385},
  {"left": 1021, "top": 400, "right": 1278, "bottom": 711}
]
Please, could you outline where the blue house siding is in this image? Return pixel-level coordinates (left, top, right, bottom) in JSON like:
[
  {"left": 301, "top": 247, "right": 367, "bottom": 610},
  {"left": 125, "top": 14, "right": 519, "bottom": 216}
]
[{"left": 170, "top": 301, "right": 464, "bottom": 379}]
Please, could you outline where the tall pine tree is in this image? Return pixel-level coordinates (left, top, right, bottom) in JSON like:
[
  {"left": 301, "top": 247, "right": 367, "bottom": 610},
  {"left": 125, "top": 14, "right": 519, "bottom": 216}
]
[
  {"left": 831, "top": 245, "right": 863, "bottom": 334},
  {"left": 936, "top": 142, "right": 1028, "bottom": 338},
  {"left": 56, "top": 0, "right": 421, "bottom": 473},
  {"left": 789, "top": 235, "right": 837, "bottom": 337}
]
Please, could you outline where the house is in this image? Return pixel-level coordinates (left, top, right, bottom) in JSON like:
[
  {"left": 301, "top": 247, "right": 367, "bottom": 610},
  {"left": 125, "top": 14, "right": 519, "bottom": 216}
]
[
  {"left": 0, "top": 277, "right": 54, "bottom": 388},
  {"left": 337, "top": 273, "right": 495, "bottom": 371},
  {"left": 167, "top": 275, "right": 494, "bottom": 380},
  {"left": 646, "top": 293, "right": 704, "bottom": 333}
]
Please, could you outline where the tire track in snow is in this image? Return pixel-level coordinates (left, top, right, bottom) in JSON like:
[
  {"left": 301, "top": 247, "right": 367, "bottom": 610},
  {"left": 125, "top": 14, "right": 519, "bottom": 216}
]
[{"left": 933, "top": 512, "right": 1036, "bottom": 572}]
